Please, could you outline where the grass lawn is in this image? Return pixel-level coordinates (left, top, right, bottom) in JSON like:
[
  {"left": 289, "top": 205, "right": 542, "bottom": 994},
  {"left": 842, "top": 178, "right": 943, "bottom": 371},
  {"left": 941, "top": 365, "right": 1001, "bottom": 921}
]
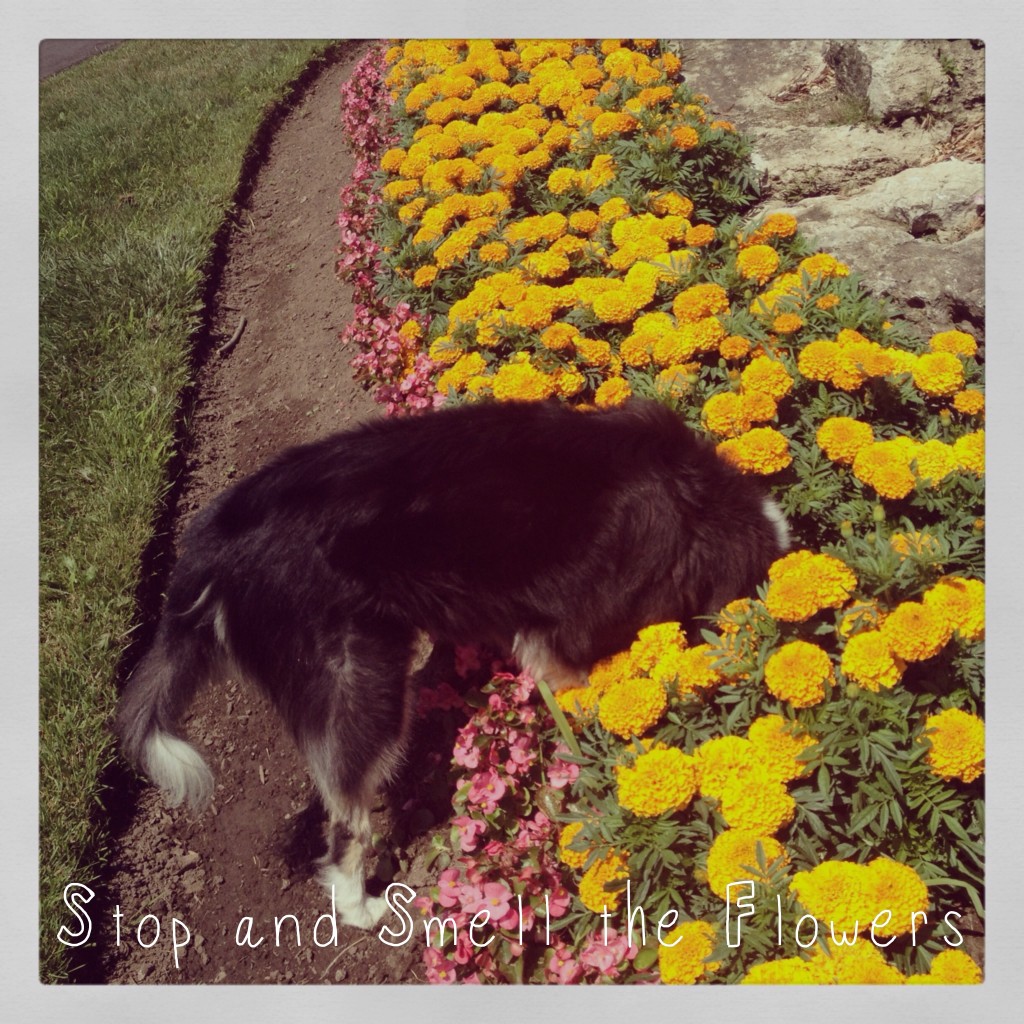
[{"left": 39, "top": 39, "right": 337, "bottom": 982}]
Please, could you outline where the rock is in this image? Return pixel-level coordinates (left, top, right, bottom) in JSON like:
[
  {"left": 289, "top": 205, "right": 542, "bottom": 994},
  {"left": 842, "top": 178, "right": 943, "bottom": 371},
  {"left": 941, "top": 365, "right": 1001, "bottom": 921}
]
[
  {"left": 765, "top": 160, "right": 984, "bottom": 340},
  {"left": 678, "top": 40, "right": 985, "bottom": 344},
  {"left": 823, "top": 40, "right": 985, "bottom": 124},
  {"left": 750, "top": 123, "right": 946, "bottom": 200}
]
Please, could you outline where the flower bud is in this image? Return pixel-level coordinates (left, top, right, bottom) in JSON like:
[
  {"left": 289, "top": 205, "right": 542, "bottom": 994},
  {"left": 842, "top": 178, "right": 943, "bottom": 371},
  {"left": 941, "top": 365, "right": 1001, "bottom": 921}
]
[{"left": 872, "top": 504, "right": 886, "bottom": 523}]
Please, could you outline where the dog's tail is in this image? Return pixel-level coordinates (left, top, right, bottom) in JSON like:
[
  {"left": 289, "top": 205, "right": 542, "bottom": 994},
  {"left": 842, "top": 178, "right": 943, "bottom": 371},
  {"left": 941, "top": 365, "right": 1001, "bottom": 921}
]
[{"left": 116, "top": 587, "right": 219, "bottom": 812}]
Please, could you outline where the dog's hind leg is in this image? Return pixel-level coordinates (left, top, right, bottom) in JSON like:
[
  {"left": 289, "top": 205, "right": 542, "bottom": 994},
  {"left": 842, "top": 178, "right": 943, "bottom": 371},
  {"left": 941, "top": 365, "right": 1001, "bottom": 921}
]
[{"left": 298, "top": 617, "right": 422, "bottom": 930}]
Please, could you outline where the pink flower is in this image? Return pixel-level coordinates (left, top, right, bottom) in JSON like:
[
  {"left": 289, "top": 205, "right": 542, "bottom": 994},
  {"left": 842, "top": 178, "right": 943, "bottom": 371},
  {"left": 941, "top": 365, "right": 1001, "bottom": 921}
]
[
  {"left": 546, "top": 883, "right": 572, "bottom": 920},
  {"left": 547, "top": 942, "right": 584, "bottom": 984},
  {"left": 452, "top": 727, "right": 481, "bottom": 769},
  {"left": 437, "top": 868, "right": 462, "bottom": 909},
  {"left": 467, "top": 769, "right": 506, "bottom": 813},
  {"left": 462, "top": 881, "right": 513, "bottom": 920},
  {"left": 579, "top": 928, "right": 640, "bottom": 976},
  {"left": 546, "top": 757, "right": 580, "bottom": 789},
  {"left": 423, "top": 946, "right": 457, "bottom": 984},
  {"left": 452, "top": 815, "right": 486, "bottom": 853}
]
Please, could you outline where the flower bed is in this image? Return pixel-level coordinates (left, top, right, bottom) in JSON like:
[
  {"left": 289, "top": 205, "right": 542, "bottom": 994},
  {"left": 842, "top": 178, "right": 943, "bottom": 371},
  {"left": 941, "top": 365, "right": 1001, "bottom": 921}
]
[{"left": 337, "top": 39, "right": 984, "bottom": 984}]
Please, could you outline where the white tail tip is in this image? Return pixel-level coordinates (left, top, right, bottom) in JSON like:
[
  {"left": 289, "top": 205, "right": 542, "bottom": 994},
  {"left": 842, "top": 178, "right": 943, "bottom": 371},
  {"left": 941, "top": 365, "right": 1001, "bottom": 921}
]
[{"left": 142, "top": 731, "right": 214, "bottom": 812}]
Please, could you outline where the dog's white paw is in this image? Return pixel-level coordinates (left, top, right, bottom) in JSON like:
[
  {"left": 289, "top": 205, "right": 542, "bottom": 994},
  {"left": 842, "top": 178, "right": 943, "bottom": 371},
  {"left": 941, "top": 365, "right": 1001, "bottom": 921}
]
[
  {"left": 319, "top": 864, "right": 387, "bottom": 930},
  {"left": 339, "top": 894, "right": 387, "bottom": 930}
]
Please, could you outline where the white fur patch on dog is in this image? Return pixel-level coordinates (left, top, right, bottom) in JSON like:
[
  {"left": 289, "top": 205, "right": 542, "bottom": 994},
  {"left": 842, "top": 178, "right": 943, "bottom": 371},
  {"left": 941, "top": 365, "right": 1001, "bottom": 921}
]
[
  {"left": 512, "top": 632, "right": 587, "bottom": 692},
  {"left": 143, "top": 731, "right": 214, "bottom": 812},
  {"left": 762, "top": 496, "right": 791, "bottom": 552},
  {"left": 319, "top": 868, "right": 387, "bottom": 929}
]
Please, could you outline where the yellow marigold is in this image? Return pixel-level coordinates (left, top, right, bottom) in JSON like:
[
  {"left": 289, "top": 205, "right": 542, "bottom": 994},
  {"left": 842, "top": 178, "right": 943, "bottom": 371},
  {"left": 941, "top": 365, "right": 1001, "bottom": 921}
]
[
  {"left": 597, "top": 196, "right": 631, "bottom": 223},
  {"left": 628, "top": 622, "right": 687, "bottom": 670},
  {"left": 740, "top": 389, "right": 778, "bottom": 422},
  {"left": 413, "top": 265, "right": 439, "bottom": 288},
  {"left": 382, "top": 178, "right": 420, "bottom": 202},
  {"left": 772, "top": 312, "right": 804, "bottom": 335},
  {"left": 742, "top": 958, "right": 817, "bottom": 984},
  {"left": 907, "top": 949, "right": 982, "bottom": 984},
  {"left": 558, "top": 821, "right": 589, "bottom": 870},
  {"left": 929, "top": 329, "right": 977, "bottom": 358},
  {"left": 890, "top": 530, "right": 939, "bottom": 560},
  {"left": 852, "top": 440, "right": 917, "bottom": 500},
  {"left": 591, "top": 109, "right": 637, "bottom": 139},
  {"left": 673, "top": 282, "right": 729, "bottom": 323},
  {"left": 720, "top": 334, "right": 752, "bottom": 361},
  {"left": 799, "top": 252, "right": 849, "bottom": 279},
  {"left": 380, "top": 146, "right": 407, "bottom": 173},
  {"left": 923, "top": 577, "right": 984, "bottom": 641},
  {"left": 490, "top": 358, "right": 556, "bottom": 402},
  {"left": 954, "top": 430, "right": 984, "bottom": 474},
  {"left": 620, "top": 333, "right": 654, "bottom": 367},
  {"left": 617, "top": 746, "right": 698, "bottom": 817},
  {"left": 654, "top": 365, "right": 694, "bottom": 400},
  {"left": 554, "top": 682, "right": 598, "bottom": 718},
  {"left": 764, "top": 640, "right": 833, "bottom": 708},
  {"left": 587, "top": 649, "right": 634, "bottom": 694},
  {"left": 685, "top": 224, "right": 716, "bottom": 247},
  {"left": 671, "top": 125, "right": 700, "bottom": 150},
  {"left": 736, "top": 244, "right": 781, "bottom": 284},
  {"left": 538, "top": 322, "right": 579, "bottom": 352},
  {"left": 741, "top": 356, "right": 793, "bottom": 401},
  {"left": 694, "top": 736, "right": 757, "bottom": 801},
  {"left": 922, "top": 707, "right": 984, "bottom": 783},
  {"left": 706, "top": 829, "right": 788, "bottom": 899},
  {"left": 764, "top": 572, "right": 820, "bottom": 622},
  {"left": 665, "top": 643, "right": 723, "bottom": 694},
  {"left": 797, "top": 339, "right": 841, "bottom": 381},
  {"left": 578, "top": 850, "right": 629, "bottom": 913},
  {"left": 791, "top": 861, "right": 871, "bottom": 934},
  {"left": 719, "top": 767, "right": 796, "bottom": 834},
  {"left": 841, "top": 630, "right": 906, "bottom": 692},
  {"left": 816, "top": 417, "right": 875, "bottom": 465},
  {"left": 808, "top": 939, "right": 906, "bottom": 984},
  {"left": 658, "top": 921, "right": 719, "bottom": 985},
  {"left": 553, "top": 367, "right": 587, "bottom": 398},
  {"left": 717, "top": 427, "right": 793, "bottom": 475},
  {"left": 437, "top": 352, "right": 488, "bottom": 394},
  {"left": 591, "top": 288, "right": 638, "bottom": 324},
  {"left": 575, "top": 336, "right": 614, "bottom": 367},
  {"left": 761, "top": 212, "right": 799, "bottom": 239},
  {"left": 913, "top": 438, "right": 958, "bottom": 486},
  {"left": 863, "top": 858, "right": 929, "bottom": 937},
  {"left": 523, "top": 249, "right": 571, "bottom": 280},
  {"left": 546, "top": 166, "right": 578, "bottom": 195},
  {"left": 478, "top": 241, "right": 510, "bottom": 262},
  {"left": 747, "top": 715, "right": 815, "bottom": 782},
  {"left": 598, "top": 677, "right": 668, "bottom": 738},
  {"left": 912, "top": 351, "right": 965, "bottom": 397},
  {"left": 952, "top": 388, "right": 984, "bottom": 416},
  {"left": 595, "top": 376, "right": 633, "bottom": 408},
  {"left": 881, "top": 601, "right": 952, "bottom": 662},
  {"left": 427, "top": 335, "right": 460, "bottom": 366},
  {"left": 703, "top": 391, "right": 752, "bottom": 438},
  {"left": 650, "top": 191, "right": 694, "bottom": 218},
  {"left": 816, "top": 293, "right": 841, "bottom": 310},
  {"left": 568, "top": 209, "right": 599, "bottom": 235}
]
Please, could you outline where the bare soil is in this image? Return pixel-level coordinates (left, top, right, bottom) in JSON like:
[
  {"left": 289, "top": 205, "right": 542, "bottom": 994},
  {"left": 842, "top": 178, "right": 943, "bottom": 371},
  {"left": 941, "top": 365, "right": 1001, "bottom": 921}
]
[{"left": 96, "top": 44, "right": 454, "bottom": 986}]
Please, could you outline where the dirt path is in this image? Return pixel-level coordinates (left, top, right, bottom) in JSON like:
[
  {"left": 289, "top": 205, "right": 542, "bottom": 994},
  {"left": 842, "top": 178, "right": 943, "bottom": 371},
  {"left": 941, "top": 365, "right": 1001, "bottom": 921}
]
[{"left": 99, "top": 44, "right": 440, "bottom": 986}]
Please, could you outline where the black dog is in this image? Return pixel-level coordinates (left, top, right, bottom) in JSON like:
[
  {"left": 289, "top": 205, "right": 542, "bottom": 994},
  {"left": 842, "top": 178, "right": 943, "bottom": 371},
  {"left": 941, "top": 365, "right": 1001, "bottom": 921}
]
[{"left": 117, "top": 398, "right": 788, "bottom": 926}]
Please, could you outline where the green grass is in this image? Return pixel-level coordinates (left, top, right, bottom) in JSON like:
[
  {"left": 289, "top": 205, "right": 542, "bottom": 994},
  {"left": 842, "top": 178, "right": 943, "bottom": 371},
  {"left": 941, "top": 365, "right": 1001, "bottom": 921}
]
[{"left": 39, "top": 39, "right": 336, "bottom": 982}]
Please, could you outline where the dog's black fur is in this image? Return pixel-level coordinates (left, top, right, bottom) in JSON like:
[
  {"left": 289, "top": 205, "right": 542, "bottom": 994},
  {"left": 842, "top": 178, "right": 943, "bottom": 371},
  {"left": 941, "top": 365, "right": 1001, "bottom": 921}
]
[{"left": 117, "top": 398, "right": 788, "bottom": 926}]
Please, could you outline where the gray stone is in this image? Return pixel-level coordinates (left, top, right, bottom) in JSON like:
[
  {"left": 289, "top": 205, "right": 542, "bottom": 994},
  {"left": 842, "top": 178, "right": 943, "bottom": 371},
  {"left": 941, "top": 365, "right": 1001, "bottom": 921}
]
[
  {"left": 765, "top": 164, "right": 985, "bottom": 341},
  {"left": 750, "top": 123, "right": 946, "bottom": 200}
]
